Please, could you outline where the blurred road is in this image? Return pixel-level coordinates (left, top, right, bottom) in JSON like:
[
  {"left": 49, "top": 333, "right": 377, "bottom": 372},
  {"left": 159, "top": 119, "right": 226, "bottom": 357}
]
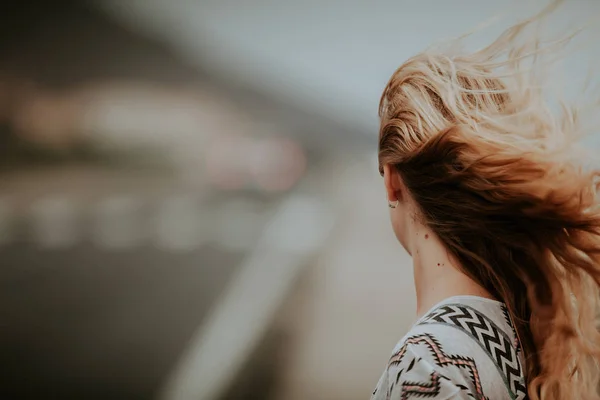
[{"left": 0, "top": 244, "right": 240, "bottom": 399}]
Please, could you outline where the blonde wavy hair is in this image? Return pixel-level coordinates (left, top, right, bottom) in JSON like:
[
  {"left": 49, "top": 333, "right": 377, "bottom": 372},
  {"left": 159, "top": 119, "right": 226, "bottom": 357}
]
[{"left": 378, "top": 1, "right": 600, "bottom": 399}]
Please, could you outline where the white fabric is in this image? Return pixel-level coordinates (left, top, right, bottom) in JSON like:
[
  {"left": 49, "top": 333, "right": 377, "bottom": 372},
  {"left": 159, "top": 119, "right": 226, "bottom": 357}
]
[{"left": 370, "top": 296, "right": 527, "bottom": 400}]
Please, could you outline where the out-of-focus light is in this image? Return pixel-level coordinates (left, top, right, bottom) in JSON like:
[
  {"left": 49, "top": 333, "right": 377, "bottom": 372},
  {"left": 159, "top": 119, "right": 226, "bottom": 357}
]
[
  {"left": 12, "top": 91, "right": 82, "bottom": 150},
  {"left": 250, "top": 137, "right": 306, "bottom": 193},
  {"left": 155, "top": 195, "right": 205, "bottom": 252},
  {"left": 92, "top": 196, "right": 145, "bottom": 249},
  {"left": 30, "top": 196, "right": 80, "bottom": 249},
  {"left": 262, "top": 196, "right": 334, "bottom": 254},
  {"left": 81, "top": 88, "right": 210, "bottom": 147},
  {"left": 205, "top": 133, "right": 251, "bottom": 191},
  {"left": 214, "top": 199, "right": 265, "bottom": 252},
  {"left": 206, "top": 134, "right": 307, "bottom": 193}
]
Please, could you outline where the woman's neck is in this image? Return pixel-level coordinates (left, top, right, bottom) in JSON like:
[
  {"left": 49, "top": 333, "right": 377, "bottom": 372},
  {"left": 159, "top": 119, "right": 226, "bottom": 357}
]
[{"left": 410, "top": 225, "right": 494, "bottom": 318}]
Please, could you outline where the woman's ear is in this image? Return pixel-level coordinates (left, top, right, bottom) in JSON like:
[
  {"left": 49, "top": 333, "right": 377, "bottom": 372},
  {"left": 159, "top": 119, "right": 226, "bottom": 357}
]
[{"left": 383, "top": 163, "right": 403, "bottom": 203}]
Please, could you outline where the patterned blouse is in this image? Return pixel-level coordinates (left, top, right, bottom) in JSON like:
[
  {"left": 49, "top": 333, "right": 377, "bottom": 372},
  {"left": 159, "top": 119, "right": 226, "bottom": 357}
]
[{"left": 370, "top": 296, "right": 527, "bottom": 400}]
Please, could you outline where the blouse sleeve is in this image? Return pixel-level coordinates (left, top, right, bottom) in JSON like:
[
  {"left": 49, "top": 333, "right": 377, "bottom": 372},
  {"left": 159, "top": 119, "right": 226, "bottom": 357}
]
[{"left": 372, "top": 343, "right": 476, "bottom": 400}]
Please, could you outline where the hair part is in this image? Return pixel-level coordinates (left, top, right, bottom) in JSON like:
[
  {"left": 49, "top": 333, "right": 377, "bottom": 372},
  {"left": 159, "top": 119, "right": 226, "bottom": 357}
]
[{"left": 378, "top": 1, "right": 600, "bottom": 399}]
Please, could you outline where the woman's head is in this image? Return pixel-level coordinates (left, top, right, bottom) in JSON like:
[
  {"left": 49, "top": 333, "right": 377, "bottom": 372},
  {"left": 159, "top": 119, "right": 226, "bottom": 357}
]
[
  {"left": 378, "top": 2, "right": 600, "bottom": 399},
  {"left": 379, "top": 51, "right": 513, "bottom": 251}
]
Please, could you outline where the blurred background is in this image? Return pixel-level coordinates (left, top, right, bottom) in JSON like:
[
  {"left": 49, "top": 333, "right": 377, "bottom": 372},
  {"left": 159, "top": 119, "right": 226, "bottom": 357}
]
[{"left": 0, "top": 1, "right": 599, "bottom": 399}]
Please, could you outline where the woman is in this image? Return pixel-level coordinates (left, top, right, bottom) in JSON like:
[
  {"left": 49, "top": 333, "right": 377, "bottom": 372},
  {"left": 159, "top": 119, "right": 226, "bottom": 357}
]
[{"left": 370, "top": 2, "right": 600, "bottom": 400}]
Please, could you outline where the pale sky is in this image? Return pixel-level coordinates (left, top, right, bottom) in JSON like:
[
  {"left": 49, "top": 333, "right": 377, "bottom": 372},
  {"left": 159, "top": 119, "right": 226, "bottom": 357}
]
[{"left": 100, "top": 0, "right": 600, "bottom": 139}]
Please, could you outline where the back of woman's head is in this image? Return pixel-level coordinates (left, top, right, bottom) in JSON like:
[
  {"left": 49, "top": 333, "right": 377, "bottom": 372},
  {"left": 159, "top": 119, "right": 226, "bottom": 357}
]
[{"left": 378, "top": 2, "right": 600, "bottom": 399}]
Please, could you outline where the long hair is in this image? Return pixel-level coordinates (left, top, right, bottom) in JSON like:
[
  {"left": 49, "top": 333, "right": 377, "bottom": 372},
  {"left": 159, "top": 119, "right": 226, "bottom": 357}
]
[{"left": 378, "top": 2, "right": 600, "bottom": 399}]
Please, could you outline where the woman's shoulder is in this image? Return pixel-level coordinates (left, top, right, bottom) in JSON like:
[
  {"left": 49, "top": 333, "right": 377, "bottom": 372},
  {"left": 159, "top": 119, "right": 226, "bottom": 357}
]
[
  {"left": 414, "top": 296, "right": 524, "bottom": 371},
  {"left": 416, "top": 296, "right": 518, "bottom": 341},
  {"left": 371, "top": 297, "right": 527, "bottom": 400},
  {"left": 371, "top": 337, "right": 483, "bottom": 400}
]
